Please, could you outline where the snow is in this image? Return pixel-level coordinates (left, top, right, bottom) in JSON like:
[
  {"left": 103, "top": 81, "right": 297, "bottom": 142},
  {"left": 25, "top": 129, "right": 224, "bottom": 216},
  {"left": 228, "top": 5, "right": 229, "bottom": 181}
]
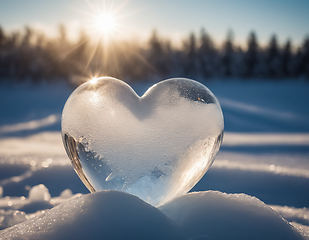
[
  {"left": 0, "top": 80, "right": 309, "bottom": 238},
  {"left": 222, "top": 132, "right": 309, "bottom": 146},
  {"left": 159, "top": 191, "right": 305, "bottom": 240},
  {"left": 0, "top": 191, "right": 181, "bottom": 240},
  {"left": 270, "top": 205, "right": 309, "bottom": 227},
  {"left": 0, "top": 184, "right": 81, "bottom": 230},
  {"left": 28, "top": 184, "right": 51, "bottom": 202},
  {"left": 0, "top": 210, "right": 27, "bottom": 230},
  {"left": 0, "top": 114, "right": 60, "bottom": 134},
  {"left": 0, "top": 132, "right": 64, "bottom": 156},
  {"left": 0, "top": 190, "right": 307, "bottom": 240}
]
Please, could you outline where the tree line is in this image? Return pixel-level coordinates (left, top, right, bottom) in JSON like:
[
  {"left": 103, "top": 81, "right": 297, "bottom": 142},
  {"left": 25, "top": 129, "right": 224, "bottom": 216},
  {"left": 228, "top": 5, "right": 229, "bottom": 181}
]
[{"left": 0, "top": 25, "right": 308, "bottom": 85}]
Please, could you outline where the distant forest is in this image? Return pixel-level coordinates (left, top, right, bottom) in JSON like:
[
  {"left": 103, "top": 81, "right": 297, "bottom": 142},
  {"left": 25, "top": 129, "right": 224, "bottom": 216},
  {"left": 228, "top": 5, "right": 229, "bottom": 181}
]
[{"left": 0, "top": 25, "right": 309, "bottom": 85}]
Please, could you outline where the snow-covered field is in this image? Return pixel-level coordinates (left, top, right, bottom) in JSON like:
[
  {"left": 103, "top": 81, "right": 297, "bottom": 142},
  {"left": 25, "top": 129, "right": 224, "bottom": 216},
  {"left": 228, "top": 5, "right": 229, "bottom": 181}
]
[{"left": 0, "top": 79, "right": 308, "bottom": 239}]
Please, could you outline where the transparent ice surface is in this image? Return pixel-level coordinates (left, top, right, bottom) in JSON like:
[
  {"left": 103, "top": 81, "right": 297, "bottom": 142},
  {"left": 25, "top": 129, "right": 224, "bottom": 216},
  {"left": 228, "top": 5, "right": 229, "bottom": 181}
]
[{"left": 61, "top": 77, "right": 224, "bottom": 206}]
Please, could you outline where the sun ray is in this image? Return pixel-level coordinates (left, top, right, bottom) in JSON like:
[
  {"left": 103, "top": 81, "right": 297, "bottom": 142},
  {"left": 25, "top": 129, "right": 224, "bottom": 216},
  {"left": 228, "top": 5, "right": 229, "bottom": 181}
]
[
  {"left": 68, "top": 0, "right": 159, "bottom": 83},
  {"left": 57, "top": 38, "right": 89, "bottom": 62},
  {"left": 84, "top": 38, "right": 102, "bottom": 71}
]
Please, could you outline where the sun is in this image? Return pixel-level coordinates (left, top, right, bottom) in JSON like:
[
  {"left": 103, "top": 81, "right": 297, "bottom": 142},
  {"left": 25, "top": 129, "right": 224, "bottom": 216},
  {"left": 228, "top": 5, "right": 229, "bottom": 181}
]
[
  {"left": 90, "top": 77, "right": 99, "bottom": 84},
  {"left": 95, "top": 13, "right": 117, "bottom": 36},
  {"left": 75, "top": 0, "right": 142, "bottom": 78}
]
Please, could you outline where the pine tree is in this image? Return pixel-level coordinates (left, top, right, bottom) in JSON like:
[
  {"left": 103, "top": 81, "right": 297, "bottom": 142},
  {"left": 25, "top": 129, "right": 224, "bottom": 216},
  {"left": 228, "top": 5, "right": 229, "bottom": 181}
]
[
  {"left": 266, "top": 34, "right": 281, "bottom": 79},
  {"left": 54, "top": 24, "right": 70, "bottom": 79},
  {"left": 69, "top": 29, "right": 89, "bottom": 75},
  {"left": 198, "top": 28, "right": 216, "bottom": 79},
  {"left": 183, "top": 32, "right": 197, "bottom": 78},
  {"left": 221, "top": 30, "right": 234, "bottom": 78},
  {"left": 244, "top": 31, "right": 259, "bottom": 78},
  {"left": 0, "top": 26, "right": 6, "bottom": 81},
  {"left": 0, "top": 26, "right": 5, "bottom": 50},
  {"left": 148, "top": 30, "right": 170, "bottom": 78},
  {"left": 281, "top": 39, "right": 292, "bottom": 78},
  {"left": 299, "top": 36, "right": 309, "bottom": 79},
  {"left": 18, "top": 26, "right": 34, "bottom": 80}
]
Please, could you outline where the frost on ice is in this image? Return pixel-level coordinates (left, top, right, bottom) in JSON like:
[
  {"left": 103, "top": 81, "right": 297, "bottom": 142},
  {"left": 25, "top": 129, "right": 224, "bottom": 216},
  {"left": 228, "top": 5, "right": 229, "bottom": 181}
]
[{"left": 61, "top": 77, "right": 224, "bottom": 206}]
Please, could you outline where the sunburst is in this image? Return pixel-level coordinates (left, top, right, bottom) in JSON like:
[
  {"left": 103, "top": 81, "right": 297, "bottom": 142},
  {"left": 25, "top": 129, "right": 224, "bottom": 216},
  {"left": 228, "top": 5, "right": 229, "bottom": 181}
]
[
  {"left": 71, "top": 1, "right": 153, "bottom": 82},
  {"left": 94, "top": 13, "right": 117, "bottom": 36}
]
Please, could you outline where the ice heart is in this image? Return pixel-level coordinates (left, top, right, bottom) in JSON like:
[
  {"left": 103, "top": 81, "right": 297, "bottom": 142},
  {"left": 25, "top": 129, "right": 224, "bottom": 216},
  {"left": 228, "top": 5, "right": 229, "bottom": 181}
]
[{"left": 61, "top": 77, "right": 223, "bottom": 206}]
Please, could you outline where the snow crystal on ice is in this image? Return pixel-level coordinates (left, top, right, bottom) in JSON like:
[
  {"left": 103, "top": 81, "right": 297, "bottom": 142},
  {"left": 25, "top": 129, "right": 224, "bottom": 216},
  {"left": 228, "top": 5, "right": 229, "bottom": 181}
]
[{"left": 61, "top": 77, "right": 223, "bottom": 206}]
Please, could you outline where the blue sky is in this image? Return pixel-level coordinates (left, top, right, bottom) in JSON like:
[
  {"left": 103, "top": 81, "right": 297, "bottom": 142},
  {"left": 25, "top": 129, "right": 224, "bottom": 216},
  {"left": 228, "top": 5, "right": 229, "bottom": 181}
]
[{"left": 0, "top": 0, "right": 308, "bottom": 47}]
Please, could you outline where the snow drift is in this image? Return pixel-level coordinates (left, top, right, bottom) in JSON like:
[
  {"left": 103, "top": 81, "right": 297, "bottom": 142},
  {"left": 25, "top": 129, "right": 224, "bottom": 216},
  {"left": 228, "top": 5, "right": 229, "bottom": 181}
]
[{"left": 0, "top": 190, "right": 306, "bottom": 240}]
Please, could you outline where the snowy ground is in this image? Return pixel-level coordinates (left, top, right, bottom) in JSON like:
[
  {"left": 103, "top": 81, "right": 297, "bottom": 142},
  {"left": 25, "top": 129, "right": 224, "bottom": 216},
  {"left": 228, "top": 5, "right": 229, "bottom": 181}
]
[{"left": 0, "top": 79, "right": 308, "bottom": 238}]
